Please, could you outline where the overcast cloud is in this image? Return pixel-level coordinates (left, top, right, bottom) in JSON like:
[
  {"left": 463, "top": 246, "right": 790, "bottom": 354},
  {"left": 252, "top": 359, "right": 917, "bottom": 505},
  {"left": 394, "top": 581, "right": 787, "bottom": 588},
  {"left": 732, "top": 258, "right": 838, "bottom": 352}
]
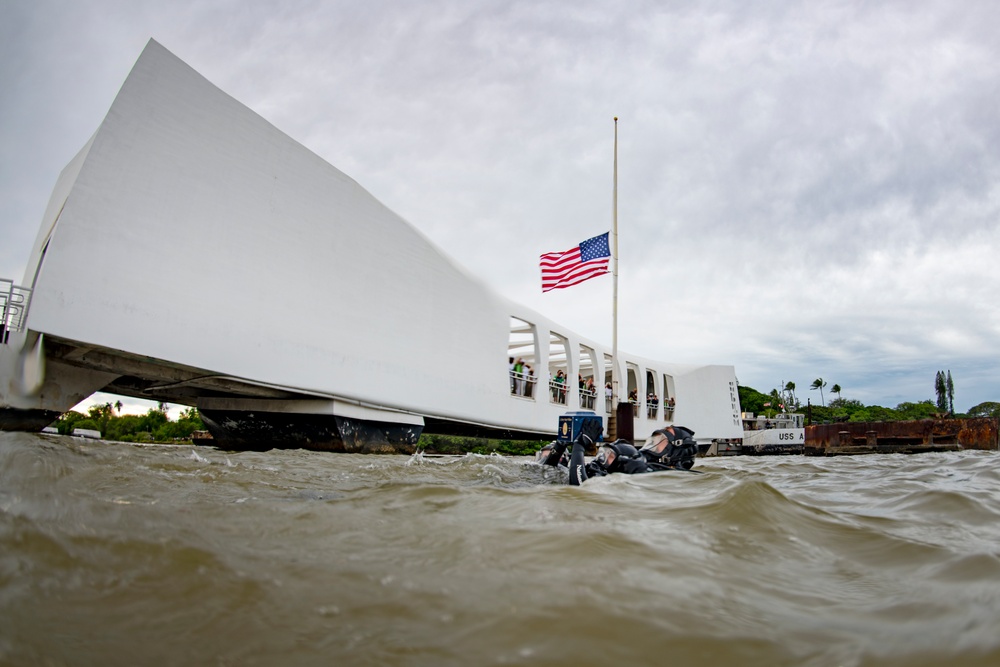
[{"left": 2, "top": 0, "right": 999, "bottom": 414}]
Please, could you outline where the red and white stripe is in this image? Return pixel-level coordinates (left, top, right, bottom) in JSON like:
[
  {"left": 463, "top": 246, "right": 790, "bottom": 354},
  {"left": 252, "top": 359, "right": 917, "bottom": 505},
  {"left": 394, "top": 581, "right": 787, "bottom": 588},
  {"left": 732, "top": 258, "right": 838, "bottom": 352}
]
[{"left": 540, "top": 247, "right": 609, "bottom": 292}]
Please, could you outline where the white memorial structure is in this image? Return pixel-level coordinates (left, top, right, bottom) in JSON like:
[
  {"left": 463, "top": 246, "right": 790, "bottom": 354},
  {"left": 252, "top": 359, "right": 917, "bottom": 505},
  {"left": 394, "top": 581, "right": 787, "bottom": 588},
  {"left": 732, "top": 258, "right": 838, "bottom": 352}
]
[{"left": 0, "top": 40, "right": 742, "bottom": 451}]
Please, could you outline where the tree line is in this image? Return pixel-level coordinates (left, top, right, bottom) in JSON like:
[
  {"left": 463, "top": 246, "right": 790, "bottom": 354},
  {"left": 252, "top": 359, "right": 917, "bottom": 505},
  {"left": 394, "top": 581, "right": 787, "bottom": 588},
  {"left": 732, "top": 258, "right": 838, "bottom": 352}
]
[
  {"left": 55, "top": 402, "right": 206, "bottom": 443},
  {"left": 739, "top": 370, "right": 1000, "bottom": 424},
  {"left": 53, "top": 367, "right": 1000, "bottom": 446},
  {"left": 53, "top": 402, "right": 547, "bottom": 453}
]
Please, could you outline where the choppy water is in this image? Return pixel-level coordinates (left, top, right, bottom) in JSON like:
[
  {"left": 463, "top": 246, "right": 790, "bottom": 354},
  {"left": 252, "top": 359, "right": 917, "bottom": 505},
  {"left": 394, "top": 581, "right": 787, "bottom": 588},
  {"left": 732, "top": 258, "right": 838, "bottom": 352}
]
[{"left": 1, "top": 432, "right": 999, "bottom": 666}]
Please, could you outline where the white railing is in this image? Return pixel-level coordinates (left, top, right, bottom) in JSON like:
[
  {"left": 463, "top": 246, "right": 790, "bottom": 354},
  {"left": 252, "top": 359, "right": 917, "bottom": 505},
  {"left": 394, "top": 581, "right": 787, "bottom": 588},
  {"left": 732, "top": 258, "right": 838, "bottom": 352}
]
[
  {"left": 642, "top": 397, "right": 675, "bottom": 420},
  {"left": 548, "top": 378, "right": 568, "bottom": 405},
  {"left": 509, "top": 371, "right": 538, "bottom": 399},
  {"left": 1, "top": 279, "right": 31, "bottom": 344},
  {"left": 505, "top": 364, "right": 678, "bottom": 426}
]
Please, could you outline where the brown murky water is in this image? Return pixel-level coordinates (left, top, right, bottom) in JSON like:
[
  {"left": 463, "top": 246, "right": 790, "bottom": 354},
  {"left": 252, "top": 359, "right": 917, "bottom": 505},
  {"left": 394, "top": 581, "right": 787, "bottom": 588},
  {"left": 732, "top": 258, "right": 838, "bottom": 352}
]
[{"left": 2, "top": 432, "right": 999, "bottom": 666}]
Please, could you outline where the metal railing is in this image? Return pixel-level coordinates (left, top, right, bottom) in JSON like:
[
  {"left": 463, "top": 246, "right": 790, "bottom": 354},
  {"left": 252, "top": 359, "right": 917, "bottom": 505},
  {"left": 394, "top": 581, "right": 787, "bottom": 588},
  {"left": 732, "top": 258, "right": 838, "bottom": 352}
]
[
  {"left": 509, "top": 371, "right": 538, "bottom": 399},
  {"left": 505, "top": 364, "right": 678, "bottom": 423},
  {"left": 548, "top": 378, "right": 568, "bottom": 405},
  {"left": 578, "top": 388, "right": 597, "bottom": 410},
  {"left": 1, "top": 279, "right": 31, "bottom": 345},
  {"left": 628, "top": 398, "right": 675, "bottom": 420}
]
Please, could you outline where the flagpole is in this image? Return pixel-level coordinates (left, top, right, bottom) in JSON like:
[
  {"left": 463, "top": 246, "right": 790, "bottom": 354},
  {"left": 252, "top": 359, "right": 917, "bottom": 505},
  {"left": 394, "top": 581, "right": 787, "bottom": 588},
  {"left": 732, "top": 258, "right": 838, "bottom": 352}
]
[{"left": 609, "top": 116, "right": 619, "bottom": 441}]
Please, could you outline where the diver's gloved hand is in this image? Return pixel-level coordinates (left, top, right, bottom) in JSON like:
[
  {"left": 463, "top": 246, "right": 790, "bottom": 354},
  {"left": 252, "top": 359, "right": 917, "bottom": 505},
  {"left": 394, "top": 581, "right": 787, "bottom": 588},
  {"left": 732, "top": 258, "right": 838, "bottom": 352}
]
[
  {"left": 568, "top": 434, "right": 593, "bottom": 486},
  {"left": 584, "top": 461, "right": 609, "bottom": 477},
  {"left": 535, "top": 440, "right": 568, "bottom": 467}
]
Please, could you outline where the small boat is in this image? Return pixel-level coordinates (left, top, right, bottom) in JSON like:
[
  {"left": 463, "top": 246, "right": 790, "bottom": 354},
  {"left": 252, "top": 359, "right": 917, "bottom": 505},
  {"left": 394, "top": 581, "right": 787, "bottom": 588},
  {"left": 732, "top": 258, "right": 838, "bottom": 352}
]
[
  {"left": 190, "top": 430, "right": 215, "bottom": 446},
  {"left": 738, "top": 412, "right": 805, "bottom": 455}
]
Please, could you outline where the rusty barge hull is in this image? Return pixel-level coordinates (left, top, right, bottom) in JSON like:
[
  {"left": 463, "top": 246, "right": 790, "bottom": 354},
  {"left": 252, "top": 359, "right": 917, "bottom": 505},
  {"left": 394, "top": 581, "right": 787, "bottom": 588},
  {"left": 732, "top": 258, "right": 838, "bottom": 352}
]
[{"left": 804, "top": 418, "right": 999, "bottom": 456}]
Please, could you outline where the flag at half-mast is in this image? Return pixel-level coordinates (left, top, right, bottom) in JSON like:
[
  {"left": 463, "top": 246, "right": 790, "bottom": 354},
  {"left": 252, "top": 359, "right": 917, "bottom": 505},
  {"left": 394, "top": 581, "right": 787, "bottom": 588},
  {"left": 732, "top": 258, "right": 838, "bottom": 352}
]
[{"left": 540, "top": 232, "right": 611, "bottom": 292}]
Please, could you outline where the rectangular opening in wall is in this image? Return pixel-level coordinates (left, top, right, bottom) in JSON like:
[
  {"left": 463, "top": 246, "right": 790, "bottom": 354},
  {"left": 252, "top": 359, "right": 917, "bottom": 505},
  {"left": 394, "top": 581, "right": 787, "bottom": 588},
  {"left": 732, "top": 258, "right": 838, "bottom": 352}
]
[
  {"left": 548, "top": 332, "right": 569, "bottom": 406},
  {"left": 508, "top": 317, "right": 538, "bottom": 399},
  {"left": 603, "top": 353, "right": 614, "bottom": 414},
  {"left": 663, "top": 374, "right": 676, "bottom": 420},
  {"left": 645, "top": 369, "right": 659, "bottom": 419},
  {"left": 627, "top": 364, "right": 639, "bottom": 417},
  {"left": 578, "top": 344, "right": 598, "bottom": 411}
]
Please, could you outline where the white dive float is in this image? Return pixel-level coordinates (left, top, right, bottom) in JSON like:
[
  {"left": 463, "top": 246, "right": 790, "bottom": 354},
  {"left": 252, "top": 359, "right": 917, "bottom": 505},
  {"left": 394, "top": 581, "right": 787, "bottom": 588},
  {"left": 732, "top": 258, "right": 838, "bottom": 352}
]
[{"left": 0, "top": 39, "right": 743, "bottom": 451}]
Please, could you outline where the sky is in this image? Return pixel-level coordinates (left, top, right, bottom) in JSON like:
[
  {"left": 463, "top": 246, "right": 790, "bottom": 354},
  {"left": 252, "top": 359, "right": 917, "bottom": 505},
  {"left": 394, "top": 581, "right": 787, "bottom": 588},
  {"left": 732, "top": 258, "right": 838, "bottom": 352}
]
[{"left": 2, "top": 0, "right": 999, "bottom": 416}]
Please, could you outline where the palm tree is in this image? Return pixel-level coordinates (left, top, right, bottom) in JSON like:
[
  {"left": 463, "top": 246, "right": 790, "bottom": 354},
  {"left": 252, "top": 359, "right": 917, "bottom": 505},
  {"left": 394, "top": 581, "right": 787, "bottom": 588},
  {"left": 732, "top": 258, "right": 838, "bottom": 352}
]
[
  {"left": 783, "top": 381, "right": 797, "bottom": 408},
  {"left": 768, "top": 388, "right": 783, "bottom": 416},
  {"left": 831, "top": 384, "right": 842, "bottom": 401},
  {"left": 810, "top": 378, "right": 827, "bottom": 406}
]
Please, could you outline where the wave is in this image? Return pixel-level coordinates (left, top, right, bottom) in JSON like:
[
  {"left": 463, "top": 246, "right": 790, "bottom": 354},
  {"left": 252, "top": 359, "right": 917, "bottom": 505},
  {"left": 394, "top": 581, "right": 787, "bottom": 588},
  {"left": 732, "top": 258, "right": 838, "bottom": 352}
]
[{"left": 2, "top": 432, "right": 999, "bottom": 666}]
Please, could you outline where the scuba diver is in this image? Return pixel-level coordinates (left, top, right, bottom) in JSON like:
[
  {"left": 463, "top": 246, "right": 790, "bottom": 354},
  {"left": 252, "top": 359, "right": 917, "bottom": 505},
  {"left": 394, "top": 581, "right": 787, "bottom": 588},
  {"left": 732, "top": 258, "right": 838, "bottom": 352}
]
[
  {"left": 535, "top": 425, "right": 700, "bottom": 486},
  {"left": 640, "top": 426, "right": 700, "bottom": 471}
]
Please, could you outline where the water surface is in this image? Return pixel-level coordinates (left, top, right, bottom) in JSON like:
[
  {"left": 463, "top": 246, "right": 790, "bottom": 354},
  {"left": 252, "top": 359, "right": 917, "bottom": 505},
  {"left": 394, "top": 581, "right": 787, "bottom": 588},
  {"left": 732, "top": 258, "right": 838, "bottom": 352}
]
[{"left": 2, "top": 432, "right": 998, "bottom": 666}]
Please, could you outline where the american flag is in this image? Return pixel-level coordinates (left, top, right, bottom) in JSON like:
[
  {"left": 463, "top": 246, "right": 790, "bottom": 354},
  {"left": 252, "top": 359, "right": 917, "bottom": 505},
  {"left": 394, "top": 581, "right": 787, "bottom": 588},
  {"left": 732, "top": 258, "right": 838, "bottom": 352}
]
[{"left": 539, "top": 232, "right": 611, "bottom": 292}]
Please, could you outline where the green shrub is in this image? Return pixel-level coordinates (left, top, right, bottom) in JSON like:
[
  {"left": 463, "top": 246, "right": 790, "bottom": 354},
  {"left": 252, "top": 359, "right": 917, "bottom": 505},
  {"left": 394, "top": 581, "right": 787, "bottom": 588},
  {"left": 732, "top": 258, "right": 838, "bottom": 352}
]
[{"left": 416, "top": 433, "right": 546, "bottom": 456}]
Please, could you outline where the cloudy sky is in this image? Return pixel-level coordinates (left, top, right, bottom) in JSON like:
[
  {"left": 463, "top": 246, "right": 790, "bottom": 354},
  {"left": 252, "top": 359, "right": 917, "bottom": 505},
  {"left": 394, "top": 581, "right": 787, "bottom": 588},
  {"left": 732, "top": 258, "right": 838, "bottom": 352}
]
[{"left": 2, "top": 0, "right": 999, "bottom": 415}]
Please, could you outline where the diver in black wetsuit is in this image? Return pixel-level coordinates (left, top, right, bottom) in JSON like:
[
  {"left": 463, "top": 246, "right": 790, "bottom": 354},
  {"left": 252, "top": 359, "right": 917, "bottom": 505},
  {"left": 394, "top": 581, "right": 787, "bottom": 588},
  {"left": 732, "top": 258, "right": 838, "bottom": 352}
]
[
  {"left": 641, "top": 426, "right": 700, "bottom": 471},
  {"left": 535, "top": 428, "right": 700, "bottom": 485}
]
